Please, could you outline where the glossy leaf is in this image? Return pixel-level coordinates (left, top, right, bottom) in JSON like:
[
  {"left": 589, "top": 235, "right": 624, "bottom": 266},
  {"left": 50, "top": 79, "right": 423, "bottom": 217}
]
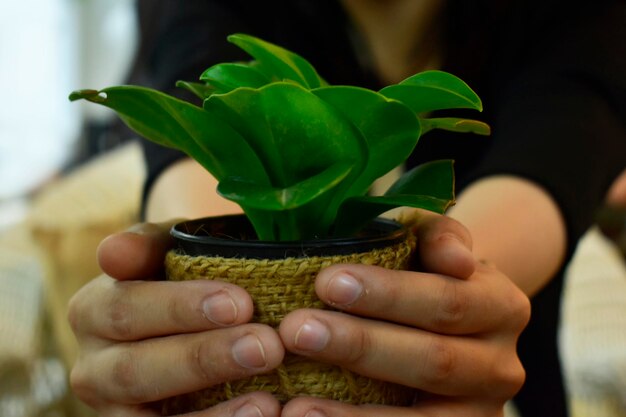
[
  {"left": 420, "top": 117, "right": 491, "bottom": 135},
  {"left": 334, "top": 160, "right": 455, "bottom": 235},
  {"left": 380, "top": 70, "right": 483, "bottom": 114},
  {"left": 312, "top": 86, "right": 421, "bottom": 196},
  {"left": 175, "top": 80, "right": 216, "bottom": 100},
  {"left": 228, "top": 33, "right": 325, "bottom": 89},
  {"left": 220, "top": 163, "right": 354, "bottom": 240},
  {"left": 385, "top": 159, "right": 455, "bottom": 200},
  {"left": 204, "top": 82, "right": 366, "bottom": 188},
  {"left": 335, "top": 194, "right": 455, "bottom": 237},
  {"left": 70, "top": 34, "right": 490, "bottom": 242},
  {"left": 204, "top": 82, "right": 368, "bottom": 236},
  {"left": 217, "top": 162, "right": 353, "bottom": 210},
  {"left": 199, "top": 62, "right": 271, "bottom": 94},
  {"left": 68, "top": 87, "right": 270, "bottom": 185}
]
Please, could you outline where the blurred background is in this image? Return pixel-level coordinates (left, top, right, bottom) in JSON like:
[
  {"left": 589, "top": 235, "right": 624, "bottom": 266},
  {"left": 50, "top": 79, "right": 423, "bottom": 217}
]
[
  {"left": 1, "top": 1, "right": 141, "bottom": 416},
  {"left": 0, "top": 1, "right": 625, "bottom": 417},
  {"left": 0, "top": 0, "right": 138, "bottom": 228}
]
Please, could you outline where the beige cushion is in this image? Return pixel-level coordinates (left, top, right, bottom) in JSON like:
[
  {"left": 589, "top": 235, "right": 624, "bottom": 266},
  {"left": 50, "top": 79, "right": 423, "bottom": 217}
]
[
  {"left": 29, "top": 141, "right": 145, "bottom": 368},
  {"left": 560, "top": 227, "right": 626, "bottom": 417}
]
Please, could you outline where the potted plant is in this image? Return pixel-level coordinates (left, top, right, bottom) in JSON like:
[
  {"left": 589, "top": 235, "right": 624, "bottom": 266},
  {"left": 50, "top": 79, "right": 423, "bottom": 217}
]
[{"left": 70, "top": 33, "right": 489, "bottom": 413}]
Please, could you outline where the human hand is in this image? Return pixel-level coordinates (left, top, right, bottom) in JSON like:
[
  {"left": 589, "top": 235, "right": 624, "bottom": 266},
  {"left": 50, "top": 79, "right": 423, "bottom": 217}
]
[
  {"left": 67, "top": 222, "right": 284, "bottom": 417},
  {"left": 278, "top": 211, "right": 530, "bottom": 417}
]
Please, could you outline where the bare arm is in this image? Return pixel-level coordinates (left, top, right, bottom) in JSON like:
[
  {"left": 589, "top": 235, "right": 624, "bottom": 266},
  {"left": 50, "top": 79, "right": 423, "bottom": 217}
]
[
  {"left": 449, "top": 175, "right": 566, "bottom": 296},
  {"left": 606, "top": 168, "right": 626, "bottom": 208},
  {"left": 146, "top": 158, "right": 242, "bottom": 221}
]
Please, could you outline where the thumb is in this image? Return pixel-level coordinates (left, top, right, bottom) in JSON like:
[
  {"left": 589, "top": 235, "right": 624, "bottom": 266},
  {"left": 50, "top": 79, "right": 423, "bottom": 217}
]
[
  {"left": 401, "top": 209, "right": 476, "bottom": 279},
  {"left": 96, "top": 220, "right": 178, "bottom": 280}
]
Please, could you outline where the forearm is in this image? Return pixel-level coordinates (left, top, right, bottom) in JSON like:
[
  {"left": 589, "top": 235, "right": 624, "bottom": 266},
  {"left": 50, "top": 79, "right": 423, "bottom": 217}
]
[
  {"left": 145, "top": 158, "right": 242, "bottom": 222},
  {"left": 448, "top": 175, "right": 567, "bottom": 296}
]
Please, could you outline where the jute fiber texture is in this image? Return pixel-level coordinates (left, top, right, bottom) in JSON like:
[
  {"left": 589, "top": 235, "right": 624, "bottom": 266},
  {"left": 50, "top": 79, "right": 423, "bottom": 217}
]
[{"left": 162, "top": 235, "right": 416, "bottom": 414}]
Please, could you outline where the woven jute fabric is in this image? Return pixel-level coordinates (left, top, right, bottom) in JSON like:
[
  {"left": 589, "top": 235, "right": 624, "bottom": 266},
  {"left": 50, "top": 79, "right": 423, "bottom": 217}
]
[{"left": 162, "top": 235, "right": 416, "bottom": 414}]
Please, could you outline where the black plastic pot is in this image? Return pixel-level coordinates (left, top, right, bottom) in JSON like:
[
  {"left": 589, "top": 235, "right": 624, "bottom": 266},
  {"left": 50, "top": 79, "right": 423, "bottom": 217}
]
[{"left": 170, "top": 214, "right": 409, "bottom": 259}]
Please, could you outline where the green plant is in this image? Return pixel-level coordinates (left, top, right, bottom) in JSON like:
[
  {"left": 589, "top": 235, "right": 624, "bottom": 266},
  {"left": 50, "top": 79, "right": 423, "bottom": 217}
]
[{"left": 70, "top": 33, "right": 489, "bottom": 241}]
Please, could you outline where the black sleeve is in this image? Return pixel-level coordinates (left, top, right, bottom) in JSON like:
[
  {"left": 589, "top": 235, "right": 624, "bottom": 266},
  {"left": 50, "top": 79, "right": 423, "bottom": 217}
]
[
  {"left": 450, "top": 6, "right": 626, "bottom": 413},
  {"left": 459, "top": 0, "right": 626, "bottom": 260},
  {"left": 482, "top": 1, "right": 626, "bottom": 255}
]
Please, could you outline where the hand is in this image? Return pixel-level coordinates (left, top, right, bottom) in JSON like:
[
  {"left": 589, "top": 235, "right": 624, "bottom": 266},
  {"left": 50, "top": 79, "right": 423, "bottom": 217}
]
[
  {"left": 67, "top": 222, "right": 284, "bottom": 417},
  {"left": 278, "top": 211, "right": 530, "bottom": 417}
]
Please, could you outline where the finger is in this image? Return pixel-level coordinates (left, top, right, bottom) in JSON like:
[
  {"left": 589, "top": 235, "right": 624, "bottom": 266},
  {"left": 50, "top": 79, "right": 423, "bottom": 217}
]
[
  {"left": 401, "top": 209, "right": 475, "bottom": 279},
  {"left": 281, "top": 396, "right": 503, "bottom": 417},
  {"left": 94, "top": 404, "right": 161, "bottom": 417},
  {"left": 282, "top": 397, "right": 426, "bottom": 417},
  {"left": 279, "top": 310, "right": 525, "bottom": 398},
  {"left": 185, "top": 392, "right": 281, "bottom": 417},
  {"left": 71, "top": 324, "right": 284, "bottom": 405},
  {"left": 97, "top": 221, "right": 180, "bottom": 281},
  {"left": 68, "top": 275, "right": 254, "bottom": 341},
  {"left": 98, "top": 392, "right": 281, "bottom": 417},
  {"left": 315, "top": 263, "right": 530, "bottom": 334}
]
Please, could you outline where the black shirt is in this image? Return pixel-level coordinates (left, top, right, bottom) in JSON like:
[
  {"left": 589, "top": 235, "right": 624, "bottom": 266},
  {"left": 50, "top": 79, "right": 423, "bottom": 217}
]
[{"left": 131, "top": 1, "right": 626, "bottom": 415}]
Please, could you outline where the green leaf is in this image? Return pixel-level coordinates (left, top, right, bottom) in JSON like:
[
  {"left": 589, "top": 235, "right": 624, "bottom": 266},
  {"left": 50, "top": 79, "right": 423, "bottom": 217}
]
[
  {"left": 199, "top": 62, "right": 272, "bottom": 94},
  {"left": 206, "top": 82, "right": 370, "bottom": 239},
  {"left": 380, "top": 70, "right": 483, "bottom": 114},
  {"left": 69, "top": 33, "right": 491, "bottom": 242},
  {"left": 175, "top": 80, "right": 216, "bottom": 100},
  {"left": 68, "top": 87, "right": 270, "bottom": 185},
  {"left": 219, "top": 163, "right": 354, "bottom": 241},
  {"left": 334, "top": 160, "right": 455, "bottom": 235},
  {"left": 386, "top": 159, "right": 455, "bottom": 200},
  {"left": 334, "top": 194, "right": 454, "bottom": 237},
  {"left": 228, "top": 33, "right": 326, "bottom": 89},
  {"left": 204, "top": 82, "right": 366, "bottom": 189},
  {"left": 312, "top": 86, "right": 421, "bottom": 195},
  {"left": 420, "top": 117, "right": 491, "bottom": 135},
  {"left": 217, "top": 162, "right": 353, "bottom": 211}
]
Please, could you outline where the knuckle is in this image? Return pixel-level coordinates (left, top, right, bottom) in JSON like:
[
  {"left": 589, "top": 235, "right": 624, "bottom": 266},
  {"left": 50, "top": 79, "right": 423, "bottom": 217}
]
[
  {"left": 67, "top": 280, "right": 99, "bottom": 336},
  {"left": 105, "top": 295, "right": 135, "bottom": 340},
  {"left": 110, "top": 350, "right": 145, "bottom": 403},
  {"left": 503, "top": 288, "right": 531, "bottom": 333},
  {"left": 70, "top": 363, "right": 98, "bottom": 407},
  {"left": 67, "top": 294, "right": 83, "bottom": 334},
  {"left": 517, "top": 293, "right": 532, "bottom": 330},
  {"left": 489, "top": 356, "right": 526, "bottom": 398},
  {"left": 190, "top": 339, "right": 218, "bottom": 384},
  {"left": 423, "top": 337, "right": 456, "bottom": 385},
  {"left": 344, "top": 326, "right": 373, "bottom": 367},
  {"left": 378, "top": 275, "right": 402, "bottom": 310},
  {"left": 434, "top": 280, "right": 469, "bottom": 330},
  {"left": 166, "top": 292, "right": 191, "bottom": 330}
]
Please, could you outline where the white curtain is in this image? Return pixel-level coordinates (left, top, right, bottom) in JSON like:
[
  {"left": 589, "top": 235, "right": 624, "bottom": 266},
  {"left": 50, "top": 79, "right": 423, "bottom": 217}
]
[{"left": 0, "top": 0, "right": 137, "bottom": 202}]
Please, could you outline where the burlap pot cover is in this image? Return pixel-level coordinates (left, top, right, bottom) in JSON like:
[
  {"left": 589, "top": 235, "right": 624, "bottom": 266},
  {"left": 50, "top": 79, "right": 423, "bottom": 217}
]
[{"left": 162, "top": 216, "right": 416, "bottom": 414}]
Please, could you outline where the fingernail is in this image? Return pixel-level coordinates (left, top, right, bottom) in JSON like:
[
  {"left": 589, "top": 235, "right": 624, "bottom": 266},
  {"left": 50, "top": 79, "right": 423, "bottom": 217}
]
[
  {"left": 294, "top": 319, "right": 330, "bottom": 352},
  {"left": 327, "top": 273, "right": 363, "bottom": 306},
  {"left": 234, "top": 402, "right": 263, "bottom": 417},
  {"left": 443, "top": 233, "right": 471, "bottom": 254},
  {"left": 126, "top": 222, "right": 160, "bottom": 235},
  {"left": 203, "top": 290, "right": 238, "bottom": 325},
  {"left": 232, "top": 334, "right": 267, "bottom": 369}
]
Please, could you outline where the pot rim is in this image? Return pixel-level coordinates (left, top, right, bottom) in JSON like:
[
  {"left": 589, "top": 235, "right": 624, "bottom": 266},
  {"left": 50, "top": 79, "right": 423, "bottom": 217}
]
[{"left": 170, "top": 214, "right": 408, "bottom": 259}]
